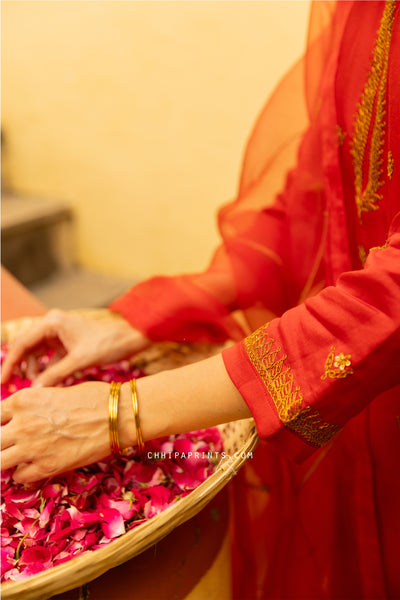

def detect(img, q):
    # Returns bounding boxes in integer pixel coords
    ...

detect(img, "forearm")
[118,354,251,449]
[1,352,250,483]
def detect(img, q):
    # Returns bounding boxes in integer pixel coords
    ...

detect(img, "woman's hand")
[1,309,150,387]
[1,381,135,483]
[1,353,251,483]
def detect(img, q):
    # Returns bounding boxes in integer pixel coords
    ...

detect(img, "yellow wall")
[2,0,310,281]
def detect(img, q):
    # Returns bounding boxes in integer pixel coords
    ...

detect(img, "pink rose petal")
[99,509,125,539]
[20,546,52,568]
[1,546,15,576]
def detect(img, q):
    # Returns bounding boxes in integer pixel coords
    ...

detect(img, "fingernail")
[32,381,43,388]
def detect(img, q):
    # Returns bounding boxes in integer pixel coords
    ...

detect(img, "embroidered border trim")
[244,324,340,447]
[286,406,341,448]
[350,0,396,220]
[244,324,303,423]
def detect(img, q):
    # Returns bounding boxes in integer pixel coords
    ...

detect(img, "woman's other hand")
[1,309,149,387]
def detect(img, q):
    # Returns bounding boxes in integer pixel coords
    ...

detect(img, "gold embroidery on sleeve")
[321,346,354,380]
[387,150,394,179]
[244,324,303,423]
[337,125,346,147]
[349,0,396,220]
[286,406,341,448]
[244,325,340,447]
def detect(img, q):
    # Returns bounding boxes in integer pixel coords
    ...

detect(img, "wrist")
[118,374,172,451]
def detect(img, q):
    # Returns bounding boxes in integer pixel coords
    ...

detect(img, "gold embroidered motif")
[287,406,341,448]
[244,325,340,447]
[387,150,394,179]
[321,346,354,380]
[350,0,396,220]
[358,245,367,266]
[337,125,346,147]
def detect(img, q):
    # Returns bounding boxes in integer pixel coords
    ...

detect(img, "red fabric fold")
[110,274,245,343]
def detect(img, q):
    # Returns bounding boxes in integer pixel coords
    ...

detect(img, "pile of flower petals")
[0,346,223,582]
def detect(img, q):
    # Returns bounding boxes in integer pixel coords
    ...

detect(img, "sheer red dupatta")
[110,3,340,342]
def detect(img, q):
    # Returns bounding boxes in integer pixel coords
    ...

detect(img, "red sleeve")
[223,212,400,461]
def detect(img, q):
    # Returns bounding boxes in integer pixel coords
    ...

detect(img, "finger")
[0,422,15,450]
[1,321,57,383]
[25,353,41,381]
[1,401,13,425]
[34,354,79,387]
[26,345,66,381]
[13,462,41,484]
[13,462,45,484]
[43,347,67,371]
[0,444,23,472]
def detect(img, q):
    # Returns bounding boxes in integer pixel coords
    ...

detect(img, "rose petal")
[2,568,21,582]
[39,499,54,528]
[18,563,47,579]
[20,546,52,568]
[99,509,125,539]
[1,547,15,576]
[98,496,136,520]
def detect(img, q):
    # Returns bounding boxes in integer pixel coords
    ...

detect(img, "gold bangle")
[108,381,123,458]
[130,378,145,454]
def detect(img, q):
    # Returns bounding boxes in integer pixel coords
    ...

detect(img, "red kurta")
[110,2,400,597]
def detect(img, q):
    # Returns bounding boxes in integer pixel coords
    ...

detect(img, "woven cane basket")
[1,310,259,600]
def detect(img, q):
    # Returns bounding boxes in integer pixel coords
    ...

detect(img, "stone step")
[2,194,133,309]
[1,194,75,286]
[1,193,72,234]
[30,268,133,310]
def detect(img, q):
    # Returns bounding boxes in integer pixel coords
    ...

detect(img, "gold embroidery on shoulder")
[321,346,354,380]
[359,245,367,266]
[350,0,396,220]
[387,150,394,179]
[287,406,341,448]
[244,325,340,447]
[337,125,346,147]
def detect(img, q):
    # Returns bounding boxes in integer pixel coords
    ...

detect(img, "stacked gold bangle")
[130,378,145,454]
[108,381,123,458]
[108,379,145,458]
